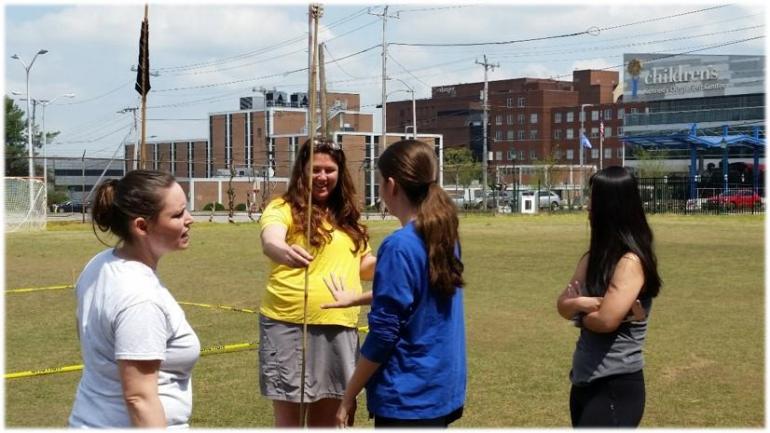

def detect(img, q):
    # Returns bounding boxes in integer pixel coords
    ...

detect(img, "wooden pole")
[300,4,322,427]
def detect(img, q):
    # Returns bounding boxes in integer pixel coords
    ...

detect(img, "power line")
[389,5,729,47]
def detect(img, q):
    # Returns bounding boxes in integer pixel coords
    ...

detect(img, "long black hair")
[585,166,661,299]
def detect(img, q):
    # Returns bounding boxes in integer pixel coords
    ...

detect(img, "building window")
[518,150,525,160]
[554,129,562,139]
[604,108,612,120]
[495,115,503,125]
[630,108,638,114]
[507,149,516,160]
[517,130,525,140]
[591,149,599,159]
[530,113,538,124]
[507,130,514,140]
[566,149,574,160]
[605,127,612,137]
[506,114,513,124]
[604,148,612,159]
[529,129,538,140]
[517,114,525,124]
[618,108,625,119]
[506,97,513,108]
[591,110,599,121]
[566,128,574,139]
[554,112,562,123]
[554,149,563,160]
[590,127,599,138]
[495,130,503,141]
[566,111,574,122]
[617,126,624,136]
[617,148,624,158]
[495,151,502,161]
[517,97,526,107]
[530,150,538,160]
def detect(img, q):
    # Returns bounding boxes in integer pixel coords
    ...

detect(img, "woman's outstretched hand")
[321,273,358,309]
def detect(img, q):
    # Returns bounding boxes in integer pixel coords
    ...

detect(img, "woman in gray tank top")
[556,166,662,427]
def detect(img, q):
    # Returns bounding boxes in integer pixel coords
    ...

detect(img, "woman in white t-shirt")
[69,170,200,428]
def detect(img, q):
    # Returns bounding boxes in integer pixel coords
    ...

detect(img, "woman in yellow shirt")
[259,138,376,427]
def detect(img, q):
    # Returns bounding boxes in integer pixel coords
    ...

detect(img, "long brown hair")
[282,137,368,253]
[91,170,176,245]
[377,139,464,296]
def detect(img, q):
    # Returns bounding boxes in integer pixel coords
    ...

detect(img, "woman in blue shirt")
[323,139,466,428]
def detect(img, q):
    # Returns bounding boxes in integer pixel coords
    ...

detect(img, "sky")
[3,1,767,160]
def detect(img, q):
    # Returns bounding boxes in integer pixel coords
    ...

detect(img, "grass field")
[4,213,764,427]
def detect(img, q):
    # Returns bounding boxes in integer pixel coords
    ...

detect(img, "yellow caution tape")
[4,364,84,379]
[6,284,74,294]
[178,301,257,314]
[5,341,260,380]
[199,342,258,355]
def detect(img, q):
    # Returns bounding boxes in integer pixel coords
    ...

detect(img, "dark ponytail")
[91,170,176,245]
[378,140,464,296]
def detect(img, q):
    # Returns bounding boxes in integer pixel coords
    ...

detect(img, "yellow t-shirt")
[259,198,370,327]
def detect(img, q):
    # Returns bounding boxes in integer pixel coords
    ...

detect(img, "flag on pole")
[135,17,150,96]
[600,121,605,139]
[580,132,592,149]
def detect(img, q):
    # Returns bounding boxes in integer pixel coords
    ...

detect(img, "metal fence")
[637,177,764,215]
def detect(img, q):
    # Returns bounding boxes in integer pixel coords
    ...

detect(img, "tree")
[5,96,28,176]
[634,147,668,178]
[443,147,481,191]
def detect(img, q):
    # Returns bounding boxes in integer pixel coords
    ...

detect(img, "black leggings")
[570,370,645,427]
[373,407,463,428]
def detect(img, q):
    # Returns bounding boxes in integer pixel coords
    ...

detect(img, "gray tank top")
[570,297,652,386]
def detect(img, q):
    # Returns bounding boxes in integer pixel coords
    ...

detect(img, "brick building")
[126,91,443,210]
[387,69,645,170]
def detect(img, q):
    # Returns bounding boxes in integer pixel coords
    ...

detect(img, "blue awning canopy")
[622,124,765,152]
[621,124,765,199]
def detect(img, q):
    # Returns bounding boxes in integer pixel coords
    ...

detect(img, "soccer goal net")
[5,177,47,232]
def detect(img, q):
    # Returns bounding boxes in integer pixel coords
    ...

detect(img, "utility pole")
[369,6,399,151]
[476,54,498,211]
[118,107,140,170]
[319,42,328,138]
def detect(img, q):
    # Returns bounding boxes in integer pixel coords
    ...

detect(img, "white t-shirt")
[69,249,200,428]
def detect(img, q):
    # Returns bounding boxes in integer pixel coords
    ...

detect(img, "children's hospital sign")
[623,53,764,101]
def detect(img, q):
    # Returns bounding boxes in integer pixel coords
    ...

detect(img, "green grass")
[5,213,764,427]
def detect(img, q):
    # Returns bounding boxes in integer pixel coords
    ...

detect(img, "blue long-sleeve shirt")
[360,222,466,420]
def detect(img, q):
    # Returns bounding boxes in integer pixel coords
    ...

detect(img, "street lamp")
[11,50,48,182]
[387,77,417,139]
[39,94,76,190]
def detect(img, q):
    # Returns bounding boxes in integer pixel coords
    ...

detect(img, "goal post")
[5,177,47,232]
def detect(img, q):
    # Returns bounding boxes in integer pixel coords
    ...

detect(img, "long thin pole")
[81,150,86,223]
[381,6,387,150]
[476,54,498,211]
[411,89,417,139]
[41,102,47,193]
[319,42,328,138]
[300,4,322,427]
[369,7,398,151]
[139,4,149,170]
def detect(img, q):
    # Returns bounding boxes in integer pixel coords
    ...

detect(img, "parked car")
[55,201,90,213]
[521,190,562,210]
[705,190,763,209]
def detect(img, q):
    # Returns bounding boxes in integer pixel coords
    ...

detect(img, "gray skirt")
[259,314,359,403]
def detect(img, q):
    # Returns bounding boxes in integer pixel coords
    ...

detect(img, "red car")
[706,190,764,209]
